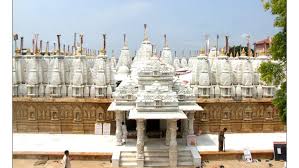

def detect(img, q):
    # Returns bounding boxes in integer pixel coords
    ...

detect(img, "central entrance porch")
[126,119,182,139]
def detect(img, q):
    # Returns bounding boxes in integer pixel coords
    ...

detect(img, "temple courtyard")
[13,133,286,153]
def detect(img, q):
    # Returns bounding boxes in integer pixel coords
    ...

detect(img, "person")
[61,150,71,168]
[218,128,227,152]
[122,122,128,144]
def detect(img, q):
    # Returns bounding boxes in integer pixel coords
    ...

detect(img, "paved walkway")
[13,133,286,153]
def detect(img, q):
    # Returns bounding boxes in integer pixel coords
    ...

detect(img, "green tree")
[258,0,286,123]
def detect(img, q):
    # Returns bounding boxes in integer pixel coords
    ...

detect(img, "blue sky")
[13,0,278,56]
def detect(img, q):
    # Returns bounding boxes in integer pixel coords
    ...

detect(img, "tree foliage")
[259,0,286,124]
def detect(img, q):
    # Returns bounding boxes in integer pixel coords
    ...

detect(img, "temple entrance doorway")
[146,119,161,138]
[126,118,136,138]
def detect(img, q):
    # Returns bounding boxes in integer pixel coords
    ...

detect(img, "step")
[144,152,169,157]
[144,156,169,162]
[121,152,136,157]
[144,162,169,167]
[144,150,168,154]
[119,161,137,167]
[120,156,137,162]
[178,156,193,161]
[178,161,194,166]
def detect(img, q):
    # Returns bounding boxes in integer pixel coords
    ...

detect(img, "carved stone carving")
[28,105,36,120]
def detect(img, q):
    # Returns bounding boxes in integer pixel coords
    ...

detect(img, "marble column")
[188,112,195,135]
[115,111,123,146]
[136,119,145,168]
[169,119,177,168]
[165,120,170,146]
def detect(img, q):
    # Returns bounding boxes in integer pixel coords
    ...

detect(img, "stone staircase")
[119,151,137,167]
[118,149,195,168]
[144,150,169,167]
[178,150,194,167]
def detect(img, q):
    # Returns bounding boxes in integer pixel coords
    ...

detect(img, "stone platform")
[13,133,286,162]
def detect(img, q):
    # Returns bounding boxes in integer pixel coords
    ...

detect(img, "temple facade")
[12,25,284,138]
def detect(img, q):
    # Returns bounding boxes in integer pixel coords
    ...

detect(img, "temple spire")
[57,34,61,55]
[13,33,20,55]
[34,33,39,55]
[45,41,49,55]
[39,40,43,54]
[67,45,70,56]
[79,33,83,55]
[163,34,168,48]
[241,48,246,56]
[53,42,56,55]
[100,34,107,55]
[123,33,128,47]
[144,24,148,41]
[20,37,23,55]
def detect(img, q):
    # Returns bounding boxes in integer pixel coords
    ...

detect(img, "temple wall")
[194,98,285,133]
[13,97,115,134]
[12,98,285,134]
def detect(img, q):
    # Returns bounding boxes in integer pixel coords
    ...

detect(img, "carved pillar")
[115,111,122,146]
[165,120,170,146]
[182,118,189,145]
[136,119,145,168]
[169,119,177,168]
[188,112,195,135]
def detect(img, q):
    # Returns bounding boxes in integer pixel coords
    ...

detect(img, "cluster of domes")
[13,25,276,100]
[190,49,276,99]
[12,34,116,98]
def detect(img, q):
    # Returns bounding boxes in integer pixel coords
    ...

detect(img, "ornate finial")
[20,37,24,55]
[73,32,77,53]
[34,34,39,55]
[71,46,74,55]
[57,34,61,55]
[248,48,252,57]
[200,48,205,55]
[63,44,66,55]
[79,33,83,55]
[39,40,43,54]
[241,48,246,56]
[67,45,70,56]
[45,41,49,55]
[13,33,20,55]
[100,34,107,55]
[53,42,56,55]
[123,33,127,47]
[32,39,35,55]
[163,34,168,48]
[144,24,148,41]
[220,48,225,55]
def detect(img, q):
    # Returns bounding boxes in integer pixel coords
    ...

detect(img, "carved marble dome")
[242,59,253,86]
[173,57,181,70]
[198,57,211,86]
[160,34,173,65]
[49,58,61,85]
[180,57,188,68]
[116,34,131,71]
[72,58,83,86]
[27,56,39,85]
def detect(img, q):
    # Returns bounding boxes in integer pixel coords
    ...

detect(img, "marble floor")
[13,132,286,153]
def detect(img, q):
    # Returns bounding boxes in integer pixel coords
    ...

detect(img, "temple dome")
[117,65,130,74]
